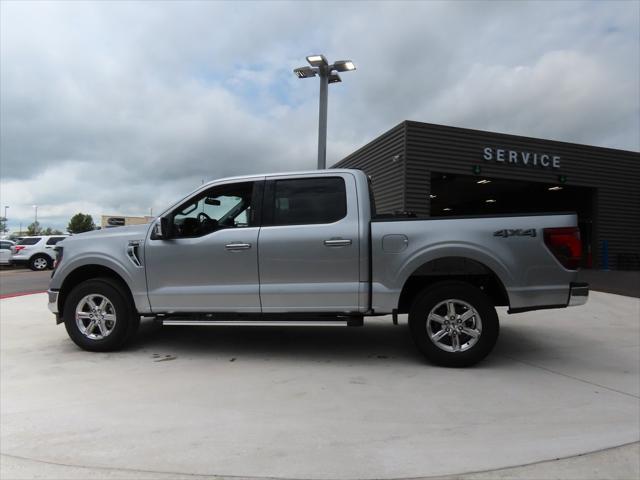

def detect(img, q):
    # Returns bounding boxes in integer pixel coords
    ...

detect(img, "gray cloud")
[1,0,638,231]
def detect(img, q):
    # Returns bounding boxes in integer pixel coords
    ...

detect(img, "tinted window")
[271,177,346,226]
[0,242,12,250]
[18,237,41,245]
[46,237,66,245]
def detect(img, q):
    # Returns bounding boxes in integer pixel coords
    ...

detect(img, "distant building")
[334,121,640,270]
[101,215,154,229]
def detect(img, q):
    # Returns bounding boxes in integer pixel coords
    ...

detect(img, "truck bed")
[370,212,579,313]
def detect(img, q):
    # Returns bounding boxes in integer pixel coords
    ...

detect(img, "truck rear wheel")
[63,278,139,352]
[409,281,499,367]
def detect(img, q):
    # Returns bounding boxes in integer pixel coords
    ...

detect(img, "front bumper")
[568,282,589,307]
[48,289,59,314]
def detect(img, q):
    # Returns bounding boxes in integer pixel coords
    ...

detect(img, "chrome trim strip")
[224,243,252,251]
[324,239,352,247]
[162,320,348,327]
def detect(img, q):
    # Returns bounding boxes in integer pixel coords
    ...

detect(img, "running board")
[162,320,351,327]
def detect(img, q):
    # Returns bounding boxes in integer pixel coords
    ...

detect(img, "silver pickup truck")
[48,169,588,366]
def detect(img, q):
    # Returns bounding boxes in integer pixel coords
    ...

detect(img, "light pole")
[33,205,38,233]
[294,55,356,169]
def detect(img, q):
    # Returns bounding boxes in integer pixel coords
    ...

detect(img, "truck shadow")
[129,318,544,368]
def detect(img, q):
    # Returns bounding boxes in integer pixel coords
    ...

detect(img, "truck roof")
[201,168,363,188]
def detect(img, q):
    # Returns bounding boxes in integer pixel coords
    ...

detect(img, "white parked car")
[11,235,68,270]
[0,240,15,265]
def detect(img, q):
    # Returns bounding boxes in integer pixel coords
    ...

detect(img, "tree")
[27,221,41,235]
[67,213,96,234]
[0,217,7,234]
[42,227,64,235]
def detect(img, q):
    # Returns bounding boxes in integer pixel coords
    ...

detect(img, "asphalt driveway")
[0,268,50,297]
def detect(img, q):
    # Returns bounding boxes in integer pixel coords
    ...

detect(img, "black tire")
[29,254,52,271]
[409,281,499,367]
[63,277,140,352]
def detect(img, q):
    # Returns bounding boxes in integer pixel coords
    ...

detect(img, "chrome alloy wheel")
[426,299,482,353]
[75,294,117,340]
[32,257,48,270]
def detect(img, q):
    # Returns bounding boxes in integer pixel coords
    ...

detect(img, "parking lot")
[0,268,50,297]
[1,287,638,479]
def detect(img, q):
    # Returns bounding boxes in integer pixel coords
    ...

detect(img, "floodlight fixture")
[293,54,357,169]
[294,66,317,79]
[328,73,342,84]
[306,54,328,67]
[333,60,356,72]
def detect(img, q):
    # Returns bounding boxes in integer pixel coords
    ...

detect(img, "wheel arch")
[397,256,509,313]
[58,265,135,317]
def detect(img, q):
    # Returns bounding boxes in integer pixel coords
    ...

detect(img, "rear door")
[258,173,361,312]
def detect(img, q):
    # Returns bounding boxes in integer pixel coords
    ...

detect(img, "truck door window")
[172,181,255,237]
[269,177,346,226]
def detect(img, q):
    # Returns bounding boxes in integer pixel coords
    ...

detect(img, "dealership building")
[100,215,154,229]
[334,121,640,270]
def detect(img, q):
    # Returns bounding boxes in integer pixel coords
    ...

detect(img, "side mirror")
[152,217,172,240]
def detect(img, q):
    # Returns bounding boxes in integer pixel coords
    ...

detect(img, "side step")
[162,320,352,327]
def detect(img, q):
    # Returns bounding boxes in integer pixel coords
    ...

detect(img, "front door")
[145,179,263,313]
[258,173,361,313]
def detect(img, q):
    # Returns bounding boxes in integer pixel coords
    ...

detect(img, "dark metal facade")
[334,121,640,270]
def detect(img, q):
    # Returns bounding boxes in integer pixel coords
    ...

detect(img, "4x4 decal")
[493,228,537,238]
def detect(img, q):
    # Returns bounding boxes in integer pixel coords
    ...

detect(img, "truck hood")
[65,224,150,243]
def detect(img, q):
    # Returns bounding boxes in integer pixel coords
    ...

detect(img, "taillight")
[13,245,25,253]
[544,227,582,270]
[53,246,64,271]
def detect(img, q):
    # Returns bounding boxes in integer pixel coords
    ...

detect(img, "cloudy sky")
[1,0,638,232]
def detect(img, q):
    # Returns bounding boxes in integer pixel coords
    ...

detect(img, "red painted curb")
[0,291,46,300]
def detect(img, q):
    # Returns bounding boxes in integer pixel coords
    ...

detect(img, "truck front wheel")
[63,278,139,352]
[409,281,499,367]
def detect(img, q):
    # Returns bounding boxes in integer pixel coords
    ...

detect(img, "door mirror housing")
[152,216,172,240]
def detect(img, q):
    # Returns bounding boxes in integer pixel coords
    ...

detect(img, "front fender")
[51,253,150,314]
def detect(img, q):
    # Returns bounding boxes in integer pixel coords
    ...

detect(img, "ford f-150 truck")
[48,169,588,366]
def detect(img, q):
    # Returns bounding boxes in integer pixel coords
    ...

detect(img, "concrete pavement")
[1,291,639,479]
[1,442,638,479]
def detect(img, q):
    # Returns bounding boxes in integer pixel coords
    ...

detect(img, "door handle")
[324,239,352,247]
[225,242,252,251]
